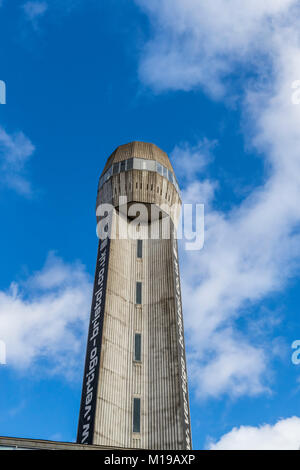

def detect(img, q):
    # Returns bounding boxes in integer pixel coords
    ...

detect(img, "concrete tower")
[77,142,192,450]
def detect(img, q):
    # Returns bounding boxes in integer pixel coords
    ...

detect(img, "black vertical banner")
[77,234,111,445]
[171,223,192,450]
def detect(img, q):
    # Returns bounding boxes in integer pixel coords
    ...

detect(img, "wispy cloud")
[172,139,217,184]
[136,0,300,399]
[135,0,298,97]
[0,126,35,196]
[22,1,48,28]
[208,417,300,450]
[0,252,91,380]
[21,0,92,27]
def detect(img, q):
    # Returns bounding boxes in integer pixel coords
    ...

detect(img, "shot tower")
[77,142,191,449]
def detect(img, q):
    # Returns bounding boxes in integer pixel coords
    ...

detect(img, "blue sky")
[0,0,300,450]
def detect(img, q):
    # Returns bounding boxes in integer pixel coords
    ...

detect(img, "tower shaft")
[77,142,192,449]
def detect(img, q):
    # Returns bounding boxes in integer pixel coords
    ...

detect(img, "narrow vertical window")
[134,333,141,361]
[136,282,142,305]
[133,398,141,433]
[137,239,143,259]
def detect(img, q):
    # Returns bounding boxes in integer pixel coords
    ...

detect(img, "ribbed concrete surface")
[93,215,186,449]
[97,169,181,228]
[147,237,184,449]
[90,143,191,449]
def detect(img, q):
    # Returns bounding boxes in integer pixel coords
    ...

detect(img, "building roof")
[101,141,174,176]
[0,436,127,450]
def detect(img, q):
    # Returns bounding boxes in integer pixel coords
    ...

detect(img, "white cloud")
[0,126,35,196]
[208,417,300,450]
[136,0,299,97]
[0,252,91,379]
[136,1,300,399]
[172,139,217,183]
[187,330,269,399]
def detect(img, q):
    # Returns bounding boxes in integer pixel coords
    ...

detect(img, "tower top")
[101,141,174,176]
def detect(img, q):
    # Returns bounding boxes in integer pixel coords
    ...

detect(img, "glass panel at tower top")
[99,157,180,194]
